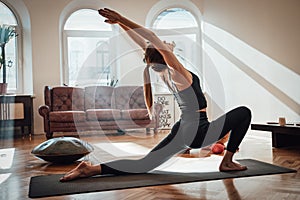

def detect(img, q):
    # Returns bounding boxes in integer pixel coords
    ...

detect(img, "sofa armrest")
[44,86,51,107]
[39,105,51,135]
[38,105,50,118]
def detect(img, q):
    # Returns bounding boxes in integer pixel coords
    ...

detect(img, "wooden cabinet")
[0,95,34,135]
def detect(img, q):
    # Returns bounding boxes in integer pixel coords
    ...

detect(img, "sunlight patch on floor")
[0,148,15,169]
[0,173,11,185]
[94,142,150,157]
[94,142,225,173]
[155,155,223,173]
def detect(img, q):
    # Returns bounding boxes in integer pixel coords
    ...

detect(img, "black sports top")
[171,71,207,113]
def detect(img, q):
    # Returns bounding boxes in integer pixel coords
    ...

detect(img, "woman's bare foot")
[219,151,247,172]
[219,161,247,172]
[60,161,101,182]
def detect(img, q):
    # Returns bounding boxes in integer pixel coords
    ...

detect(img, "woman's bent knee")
[237,106,252,121]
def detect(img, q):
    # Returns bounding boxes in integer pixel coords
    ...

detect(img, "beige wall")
[203,0,300,75]
[202,0,300,122]
[23,0,71,134]
[7,0,299,134]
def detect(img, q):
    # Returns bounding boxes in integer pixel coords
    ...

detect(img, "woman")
[60,8,251,181]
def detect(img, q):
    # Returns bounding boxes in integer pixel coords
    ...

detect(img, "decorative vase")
[0,83,8,95]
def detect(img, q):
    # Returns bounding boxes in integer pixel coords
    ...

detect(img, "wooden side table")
[251,123,300,148]
[0,94,34,135]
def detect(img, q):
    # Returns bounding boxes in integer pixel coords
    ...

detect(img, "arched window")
[0,2,20,92]
[63,9,114,86]
[153,8,197,29]
[152,8,200,74]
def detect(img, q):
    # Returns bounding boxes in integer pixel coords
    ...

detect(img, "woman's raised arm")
[119,23,148,51]
[98,8,188,75]
[98,8,147,50]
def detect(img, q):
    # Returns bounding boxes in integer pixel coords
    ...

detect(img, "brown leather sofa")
[39,85,162,139]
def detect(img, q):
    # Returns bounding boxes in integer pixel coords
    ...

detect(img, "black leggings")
[101,106,251,175]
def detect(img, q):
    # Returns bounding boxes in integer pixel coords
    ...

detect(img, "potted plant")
[0,24,17,94]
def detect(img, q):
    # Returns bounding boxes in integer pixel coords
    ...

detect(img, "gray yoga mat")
[29,159,296,198]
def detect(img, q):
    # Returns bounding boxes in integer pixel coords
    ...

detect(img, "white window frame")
[146,0,203,85]
[0,2,23,93]
[62,29,114,86]
[60,0,117,87]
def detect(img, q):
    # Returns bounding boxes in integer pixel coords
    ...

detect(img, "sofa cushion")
[49,111,86,122]
[51,87,85,111]
[85,86,114,110]
[121,109,150,120]
[113,86,147,109]
[86,109,121,121]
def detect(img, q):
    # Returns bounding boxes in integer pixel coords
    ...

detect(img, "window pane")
[153,8,197,29]
[159,34,197,69]
[64,9,114,86]
[2,37,17,89]
[67,37,111,86]
[152,7,200,84]
[64,9,111,31]
[0,2,18,91]
[0,2,17,25]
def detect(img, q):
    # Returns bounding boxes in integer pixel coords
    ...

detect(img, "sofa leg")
[146,128,151,134]
[153,128,158,134]
[117,129,125,135]
[46,131,53,139]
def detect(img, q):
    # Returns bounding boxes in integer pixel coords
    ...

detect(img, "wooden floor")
[0,129,299,200]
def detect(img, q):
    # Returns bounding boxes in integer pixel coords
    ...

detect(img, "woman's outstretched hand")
[98,8,121,24]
